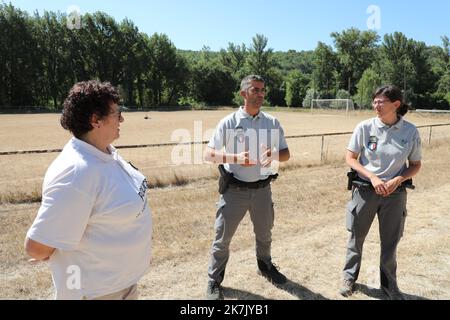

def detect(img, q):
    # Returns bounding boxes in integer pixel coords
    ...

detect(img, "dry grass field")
[1,109,449,202]
[0,109,449,300]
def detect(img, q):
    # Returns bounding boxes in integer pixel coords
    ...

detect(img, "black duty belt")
[352,179,415,190]
[229,176,276,189]
[347,169,415,191]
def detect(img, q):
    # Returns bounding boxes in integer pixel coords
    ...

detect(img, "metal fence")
[1,123,449,159]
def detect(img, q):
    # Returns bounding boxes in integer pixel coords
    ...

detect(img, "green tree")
[428,36,449,76]
[285,70,309,107]
[245,34,285,106]
[266,69,286,106]
[165,54,190,106]
[219,42,247,79]
[0,3,38,106]
[189,61,235,106]
[273,50,315,76]
[436,69,450,107]
[312,42,337,97]
[445,92,450,106]
[355,68,382,109]
[430,36,450,108]
[64,14,94,83]
[378,32,436,106]
[0,5,6,105]
[145,33,189,106]
[82,12,123,84]
[118,19,142,106]
[331,28,379,95]
[245,34,274,78]
[442,36,450,60]
[34,11,72,108]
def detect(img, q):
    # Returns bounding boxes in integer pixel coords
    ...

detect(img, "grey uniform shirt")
[348,117,422,181]
[208,107,288,182]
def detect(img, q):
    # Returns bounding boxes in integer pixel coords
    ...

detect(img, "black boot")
[257,259,287,285]
[206,281,224,300]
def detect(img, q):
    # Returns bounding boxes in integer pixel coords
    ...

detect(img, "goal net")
[310,99,355,114]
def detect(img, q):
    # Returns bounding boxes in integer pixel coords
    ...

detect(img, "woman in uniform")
[340,85,422,300]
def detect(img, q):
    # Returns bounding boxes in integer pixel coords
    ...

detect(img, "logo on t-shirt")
[138,179,148,202]
[136,179,149,218]
[368,136,378,151]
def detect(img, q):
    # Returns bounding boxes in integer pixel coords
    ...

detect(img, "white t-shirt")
[27,138,152,299]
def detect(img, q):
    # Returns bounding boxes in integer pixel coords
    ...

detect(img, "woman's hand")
[370,175,389,196]
[24,238,55,261]
[384,177,403,196]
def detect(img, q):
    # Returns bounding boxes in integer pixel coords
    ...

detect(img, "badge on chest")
[368,136,378,151]
[235,126,245,144]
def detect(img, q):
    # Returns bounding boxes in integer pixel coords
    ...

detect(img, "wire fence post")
[428,126,433,145]
[320,135,325,164]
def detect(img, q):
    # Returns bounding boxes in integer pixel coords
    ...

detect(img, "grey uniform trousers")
[208,184,274,284]
[343,186,407,290]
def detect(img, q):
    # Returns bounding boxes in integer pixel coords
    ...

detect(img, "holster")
[401,178,415,190]
[218,165,233,194]
[347,169,358,191]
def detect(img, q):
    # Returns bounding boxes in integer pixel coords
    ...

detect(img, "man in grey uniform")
[341,85,422,300]
[204,75,290,300]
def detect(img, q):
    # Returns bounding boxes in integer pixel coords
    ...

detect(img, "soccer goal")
[310,99,355,115]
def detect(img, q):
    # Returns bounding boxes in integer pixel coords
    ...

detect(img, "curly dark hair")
[60,80,120,138]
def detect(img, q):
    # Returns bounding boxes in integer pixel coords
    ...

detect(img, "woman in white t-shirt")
[24,81,152,300]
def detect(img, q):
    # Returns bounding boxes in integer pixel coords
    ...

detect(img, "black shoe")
[257,259,287,285]
[206,281,224,300]
[339,279,355,297]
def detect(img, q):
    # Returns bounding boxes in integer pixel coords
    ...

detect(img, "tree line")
[1,3,449,110]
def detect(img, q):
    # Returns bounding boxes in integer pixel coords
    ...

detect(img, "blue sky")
[6,0,450,51]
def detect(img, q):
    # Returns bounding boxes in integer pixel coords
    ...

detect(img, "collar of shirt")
[237,106,261,120]
[374,116,404,130]
[71,137,118,162]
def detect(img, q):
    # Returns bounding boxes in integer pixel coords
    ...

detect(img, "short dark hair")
[240,75,265,91]
[372,85,409,116]
[60,80,120,138]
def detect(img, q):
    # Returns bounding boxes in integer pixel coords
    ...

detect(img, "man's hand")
[260,147,273,168]
[237,151,256,167]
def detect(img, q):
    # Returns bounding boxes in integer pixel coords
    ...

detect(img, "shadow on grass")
[222,278,329,300]
[221,286,267,300]
[278,279,329,300]
[356,283,429,300]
